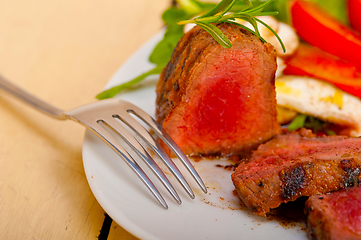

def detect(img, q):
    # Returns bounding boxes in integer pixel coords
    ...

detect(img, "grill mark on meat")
[180,31,216,80]
[340,159,361,188]
[280,164,306,200]
[173,81,179,91]
[164,61,176,83]
[231,131,361,216]
[179,41,192,76]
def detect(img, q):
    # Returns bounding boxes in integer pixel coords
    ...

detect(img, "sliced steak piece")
[156,23,280,158]
[231,130,361,216]
[305,186,361,240]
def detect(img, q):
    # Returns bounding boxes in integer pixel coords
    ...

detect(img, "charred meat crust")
[231,131,361,216]
[279,159,361,201]
[280,163,307,200]
[340,159,361,188]
[156,25,217,124]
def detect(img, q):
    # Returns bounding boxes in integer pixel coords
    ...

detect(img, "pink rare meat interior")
[305,186,361,239]
[329,188,361,234]
[156,23,280,158]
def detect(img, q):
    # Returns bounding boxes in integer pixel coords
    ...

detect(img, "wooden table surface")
[0,0,168,239]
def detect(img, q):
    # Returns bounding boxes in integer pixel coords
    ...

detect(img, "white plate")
[82,30,308,240]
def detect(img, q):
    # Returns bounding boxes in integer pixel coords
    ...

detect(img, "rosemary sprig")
[178,0,285,51]
[96,0,284,100]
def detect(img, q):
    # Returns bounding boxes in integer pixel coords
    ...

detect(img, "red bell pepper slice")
[283,43,361,98]
[348,0,361,33]
[290,0,361,70]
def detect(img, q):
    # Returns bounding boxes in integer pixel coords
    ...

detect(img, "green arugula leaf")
[149,6,191,66]
[177,0,205,15]
[287,114,336,135]
[149,24,184,66]
[96,65,165,100]
[304,116,324,132]
[287,114,307,131]
[264,0,290,23]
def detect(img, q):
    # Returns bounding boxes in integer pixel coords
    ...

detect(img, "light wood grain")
[0,0,168,239]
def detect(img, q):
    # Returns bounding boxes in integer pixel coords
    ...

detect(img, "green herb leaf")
[243,0,273,13]
[195,14,223,23]
[178,0,284,51]
[255,17,286,52]
[226,20,267,43]
[196,22,232,48]
[239,14,260,37]
[262,0,290,23]
[199,0,237,18]
[96,65,164,100]
[324,129,336,136]
[229,1,252,12]
[177,0,205,15]
[149,24,184,66]
[96,0,285,99]
[287,114,307,131]
[287,114,336,135]
[243,0,252,6]
[149,6,193,66]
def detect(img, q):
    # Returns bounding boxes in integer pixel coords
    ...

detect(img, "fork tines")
[67,99,207,209]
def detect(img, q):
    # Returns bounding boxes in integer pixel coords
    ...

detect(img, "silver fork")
[0,75,207,209]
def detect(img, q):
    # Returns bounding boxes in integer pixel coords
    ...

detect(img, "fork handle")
[0,74,66,120]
